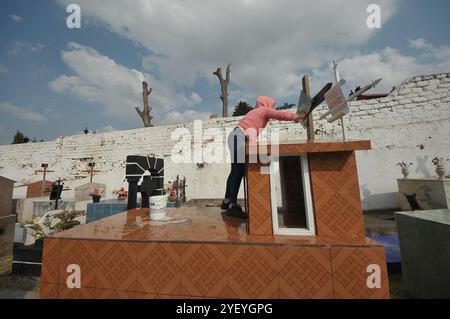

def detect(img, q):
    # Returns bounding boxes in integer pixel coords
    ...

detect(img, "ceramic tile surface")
[248,191,273,235]
[228,245,278,298]
[247,140,371,155]
[50,207,377,247]
[96,241,137,291]
[181,244,228,298]
[40,282,59,299]
[278,247,333,298]
[43,138,389,299]
[136,243,181,295]
[331,247,390,299]
[41,238,62,284]
[59,239,97,288]
[310,152,365,238]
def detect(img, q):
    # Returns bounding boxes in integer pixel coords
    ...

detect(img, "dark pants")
[224,128,246,204]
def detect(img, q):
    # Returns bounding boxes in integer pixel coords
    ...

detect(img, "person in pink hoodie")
[222,96,306,218]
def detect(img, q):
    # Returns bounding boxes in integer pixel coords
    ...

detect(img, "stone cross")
[34,163,54,194]
[82,163,100,183]
[34,163,54,182]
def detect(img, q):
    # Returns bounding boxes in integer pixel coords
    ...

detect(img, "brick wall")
[1,73,449,210]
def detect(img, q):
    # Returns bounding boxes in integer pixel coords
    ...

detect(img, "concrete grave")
[26,180,54,198]
[0,176,15,275]
[397,178,450,211]
[74,182,107,202]
[396,209,450,298]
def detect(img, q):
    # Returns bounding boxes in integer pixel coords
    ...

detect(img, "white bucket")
[149,194,169,220]
[150,208,167,221]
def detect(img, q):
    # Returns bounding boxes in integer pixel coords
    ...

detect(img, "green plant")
[232,101,254,117]
[11,130,29,144]
[25,210,86,239]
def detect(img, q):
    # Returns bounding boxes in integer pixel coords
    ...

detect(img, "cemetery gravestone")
[396,210,450,298]
[397,178,450,211]
[26,180,54,198]
[74,182,107,201]
[0,176,16,274]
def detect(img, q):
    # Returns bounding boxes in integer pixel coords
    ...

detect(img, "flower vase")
[401,167,410,179]
[92,195,101,203]
[117,195,127,201]
[168,193,177,203]
[436,167,446,179]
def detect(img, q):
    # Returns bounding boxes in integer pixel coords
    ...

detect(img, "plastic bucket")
[149,194,169,220]
[150,208,167,221]
[149,194,169,210]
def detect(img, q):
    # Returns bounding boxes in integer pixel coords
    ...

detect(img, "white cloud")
[310,38,450,94]
[10,14,23,23]
[49,42,204,123]
[0,64,7,74]
[160,110,210,125]
[0,101,47,122]
[189,92,202,105]
[56,0,401,99]
[7,41,45,56]
[98,125,116,132]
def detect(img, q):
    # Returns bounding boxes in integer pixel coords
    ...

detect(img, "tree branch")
[225,63,231,82]
[213,67,224,82]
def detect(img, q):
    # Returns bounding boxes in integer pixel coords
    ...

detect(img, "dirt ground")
[0,201,407,299]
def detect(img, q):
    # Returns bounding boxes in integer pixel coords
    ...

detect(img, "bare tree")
[135,81,153,127]
[213,63,231,117]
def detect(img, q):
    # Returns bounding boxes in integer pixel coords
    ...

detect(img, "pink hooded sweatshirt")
[238,96,295,143]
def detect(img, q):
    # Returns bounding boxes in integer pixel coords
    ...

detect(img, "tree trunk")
[213,63,231,117]
[135,81,153,127]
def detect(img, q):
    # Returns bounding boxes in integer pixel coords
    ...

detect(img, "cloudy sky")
[0,0,449,144]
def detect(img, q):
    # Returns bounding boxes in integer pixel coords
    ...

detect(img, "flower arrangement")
[432,157,449,179]
[432,157,449,168]
[89,187,104,202]
[25,210,86,240]
[396,161,413,169]
[165,177,185,201]
[113,187,128,200]
[165,181,178,202]
[88,187,104,197]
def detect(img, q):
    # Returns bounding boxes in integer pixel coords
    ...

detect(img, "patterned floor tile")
[58,285,96,299]
[248,192,272,235]
[228,245,278,298]
[181,244,228,298]
[313,192,365,238]
[59,239,98,288]
[136,243,181,295]
[41,238,62,284]
[40,282,58,299]
[95,289,139,299]
[278,247,333,299]
[331,247,390,299]
[309,152,359,194]
[96,241,138,291]
[247,164,270,193]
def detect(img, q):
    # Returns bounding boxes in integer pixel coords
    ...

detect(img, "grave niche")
[74,182,107,202]
[26,180,54,198]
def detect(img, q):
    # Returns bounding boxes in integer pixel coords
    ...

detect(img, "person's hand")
[293,112,307,123]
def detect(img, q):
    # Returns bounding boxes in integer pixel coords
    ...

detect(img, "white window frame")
[269,154,316,236]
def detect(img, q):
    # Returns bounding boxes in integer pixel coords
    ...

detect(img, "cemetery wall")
[0,73,449,211]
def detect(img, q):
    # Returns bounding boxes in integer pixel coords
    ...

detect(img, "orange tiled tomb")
[40,140,390,299]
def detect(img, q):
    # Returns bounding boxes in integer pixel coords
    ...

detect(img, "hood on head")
[255,96,276,109]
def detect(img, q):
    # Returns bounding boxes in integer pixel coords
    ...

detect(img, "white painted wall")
[1,73,449,211]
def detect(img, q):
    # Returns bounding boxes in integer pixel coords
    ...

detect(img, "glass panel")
[273,156,308,229]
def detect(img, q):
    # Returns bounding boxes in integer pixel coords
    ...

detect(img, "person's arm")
[265,109,307,122]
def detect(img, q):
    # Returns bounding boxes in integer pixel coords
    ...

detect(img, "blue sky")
[0,0,449,145]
